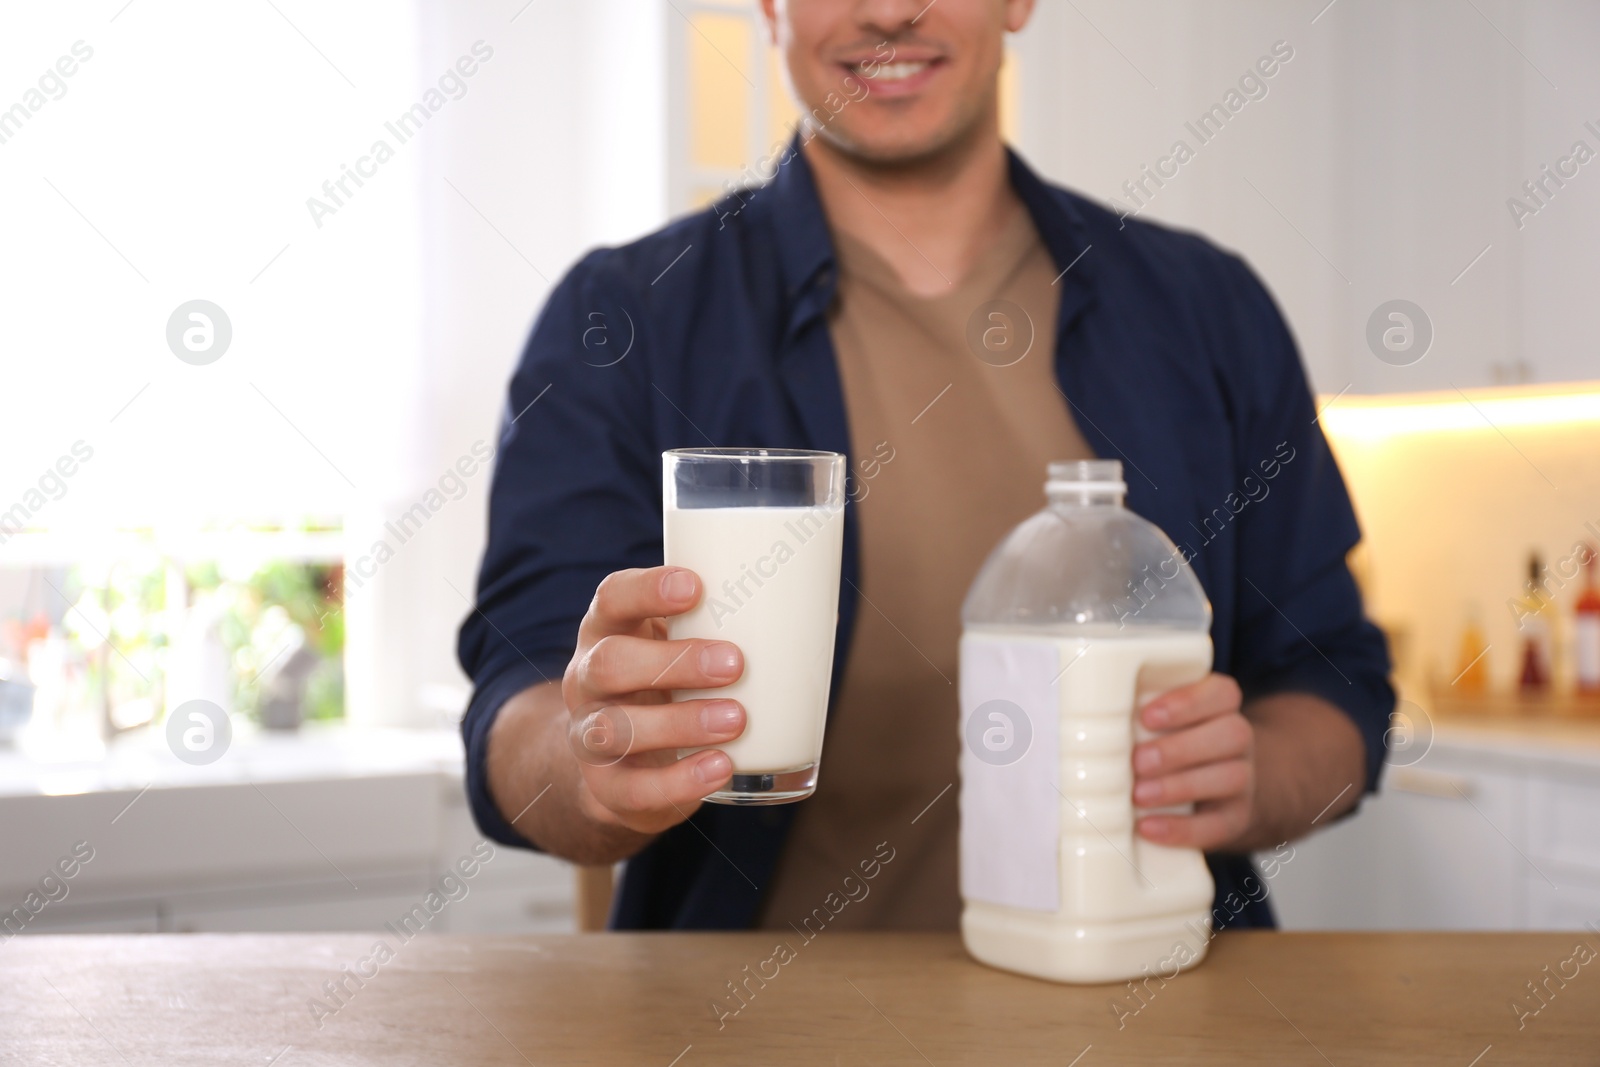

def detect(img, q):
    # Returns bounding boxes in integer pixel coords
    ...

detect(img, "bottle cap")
[1046,459,1126,495]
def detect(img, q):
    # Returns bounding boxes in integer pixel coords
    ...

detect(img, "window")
[1,2,421,749]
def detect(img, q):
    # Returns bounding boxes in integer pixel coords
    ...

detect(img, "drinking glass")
[663,447,846,804]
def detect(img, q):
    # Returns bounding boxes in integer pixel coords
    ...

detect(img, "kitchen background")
[1,0,1596,936]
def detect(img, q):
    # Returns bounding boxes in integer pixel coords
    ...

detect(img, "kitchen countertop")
[3,713,1598,802]
[1430,716,1600,770]
[4,932,1596,1065]
[0,724,464,799]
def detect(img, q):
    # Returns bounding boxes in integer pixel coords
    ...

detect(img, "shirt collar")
[1006,146,1098,330]
[761,137,837,322]
[759,136,1098,336]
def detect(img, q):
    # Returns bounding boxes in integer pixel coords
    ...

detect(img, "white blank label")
[958,637,1060,913]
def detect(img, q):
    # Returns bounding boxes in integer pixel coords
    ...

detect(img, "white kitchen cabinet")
[25,902,161,934]
[1526,770,1600,880]
[0,728,575,937]
[1268,722,1600,930]
[443,883,579,934]
[1515,2,1600,388]
[165,878,431,934]
[1013,0,1600,395]
[1267,752,1527,929]
[1527,876,1600,932]
[433,783,578,934]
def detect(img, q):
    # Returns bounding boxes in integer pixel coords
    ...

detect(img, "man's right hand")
[561,566,746,835]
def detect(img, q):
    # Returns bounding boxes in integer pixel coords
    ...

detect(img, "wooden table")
[3,932,1596,1064]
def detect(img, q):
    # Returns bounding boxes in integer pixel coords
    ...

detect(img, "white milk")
[665,504,844,773]
[959,627,1216,984]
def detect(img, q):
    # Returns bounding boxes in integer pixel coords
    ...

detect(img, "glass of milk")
[663,447,846,805]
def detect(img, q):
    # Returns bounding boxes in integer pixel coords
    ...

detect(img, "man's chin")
[809,119,974,171]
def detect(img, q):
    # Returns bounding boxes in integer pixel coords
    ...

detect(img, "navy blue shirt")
[458,142,1394,931]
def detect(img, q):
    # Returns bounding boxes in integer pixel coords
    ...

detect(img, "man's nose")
[851,0,929,37]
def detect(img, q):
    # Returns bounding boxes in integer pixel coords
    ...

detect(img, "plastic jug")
[958,459,1216,983]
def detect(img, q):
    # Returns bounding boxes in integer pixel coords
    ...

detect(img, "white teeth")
[859,60,930,81]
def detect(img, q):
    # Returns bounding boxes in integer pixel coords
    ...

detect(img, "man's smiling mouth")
[857,59,932,80]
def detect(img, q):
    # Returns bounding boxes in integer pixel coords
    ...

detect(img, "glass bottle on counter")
[1517,552,1552,696]
[1576,544,1600,697]
[957,460,1215,984]
[1453,604,1489,696]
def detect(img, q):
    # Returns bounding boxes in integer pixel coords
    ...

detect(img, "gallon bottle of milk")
[958,459,1216,984]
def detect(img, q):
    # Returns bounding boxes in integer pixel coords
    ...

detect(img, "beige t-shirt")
[757,205,1096,931]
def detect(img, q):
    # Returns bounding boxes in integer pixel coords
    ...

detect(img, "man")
[458,0,1392,931]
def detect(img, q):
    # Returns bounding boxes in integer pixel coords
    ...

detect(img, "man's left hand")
[1131,673,1254,850]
